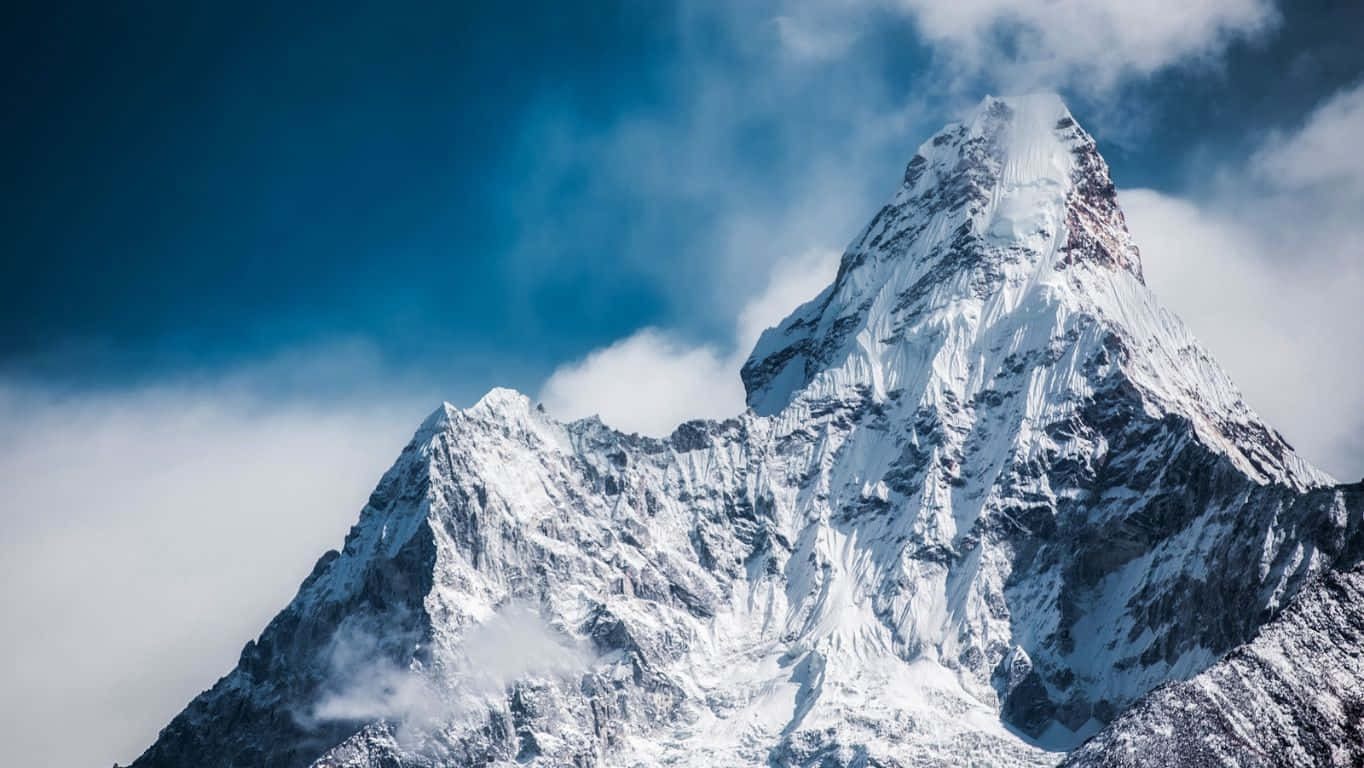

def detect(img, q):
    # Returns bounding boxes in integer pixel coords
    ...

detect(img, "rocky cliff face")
[132,94,1363,768]
[1062,508,1364,768]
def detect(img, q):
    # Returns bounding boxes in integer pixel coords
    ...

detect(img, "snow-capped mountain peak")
[131,95,1360,768]
[743,94,1319,490]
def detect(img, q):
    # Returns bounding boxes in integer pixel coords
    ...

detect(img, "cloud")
[503,5,915,437]
[309,615,443,733]
[498,3,937,355]
[735,248,843,355]
[309,604,590,747]
[539,330,741,435]
[770,11,859,61]
[1121,82,1364,479]
[888,0,1278,92]
[0,365,431,767]
[539,249,840,436]
[456,604,590,693]
[1252,82,1364,194]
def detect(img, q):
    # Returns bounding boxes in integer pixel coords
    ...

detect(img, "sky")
[2,1,1362,765]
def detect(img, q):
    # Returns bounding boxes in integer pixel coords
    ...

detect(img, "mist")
[308,604,593,748]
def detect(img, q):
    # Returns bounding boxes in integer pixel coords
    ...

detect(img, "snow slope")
[130,95,1362,768]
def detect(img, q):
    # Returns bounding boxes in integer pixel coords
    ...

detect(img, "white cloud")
[538,329,742,435]
[736,248,842,354]
[890,0,1278,91]
[309,604,589,747]
[539,248,840,436]
[1121,83,1364,480]
[455,604,590,694]
[0,374,429,767]
[1253,82,1364,193]
[309,616,445,733]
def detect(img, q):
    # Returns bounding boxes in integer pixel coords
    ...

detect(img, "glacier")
[129,94,1364,768]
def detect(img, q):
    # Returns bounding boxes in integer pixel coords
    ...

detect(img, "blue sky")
[5,0,1361,401]
[3,2,1363,766]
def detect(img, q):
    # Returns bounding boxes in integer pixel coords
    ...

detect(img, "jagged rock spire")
[742,93,1143,416]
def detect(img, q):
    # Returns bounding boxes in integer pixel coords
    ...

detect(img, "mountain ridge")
[130,93,1362,768]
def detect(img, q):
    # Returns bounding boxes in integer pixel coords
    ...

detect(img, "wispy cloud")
[885,0,1276,92]
[306,604,592,748]
[1252,82,1364,193]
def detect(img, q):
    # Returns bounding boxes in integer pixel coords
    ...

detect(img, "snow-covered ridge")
[131,94,1359,768]
[742,93,1325,489]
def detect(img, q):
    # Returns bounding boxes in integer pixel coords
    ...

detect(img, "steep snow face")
[132,95,1359,768]
[742,94,1324,489]
[743,94,1134,414]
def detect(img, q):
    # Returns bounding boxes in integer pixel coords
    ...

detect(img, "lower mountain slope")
[1063,510,1364,768]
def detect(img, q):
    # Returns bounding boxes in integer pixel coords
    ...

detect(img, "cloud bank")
[1123,82,1364,478]
[0,370,429,767]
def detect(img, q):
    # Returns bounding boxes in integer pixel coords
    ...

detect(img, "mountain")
[130,94,1364,768]
[1062,554,1364,768]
